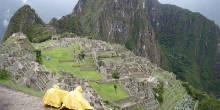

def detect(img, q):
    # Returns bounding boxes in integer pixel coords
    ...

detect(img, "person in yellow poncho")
[61,86,94,110]
[43,85,93,110]
[43,85,68,108]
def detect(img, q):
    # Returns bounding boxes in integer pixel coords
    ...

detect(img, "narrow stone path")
[0,84,53,110]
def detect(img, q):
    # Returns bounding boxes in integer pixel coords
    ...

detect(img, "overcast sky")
[18,0,220,27]
[21,0,79,23]
[159,0,220,27]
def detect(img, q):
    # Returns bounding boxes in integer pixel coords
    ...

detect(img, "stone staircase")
[34,71,50,91]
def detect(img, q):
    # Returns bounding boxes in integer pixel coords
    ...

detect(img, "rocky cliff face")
[3,5,44,42]
[50,0,220,94]
[73,0,161,64]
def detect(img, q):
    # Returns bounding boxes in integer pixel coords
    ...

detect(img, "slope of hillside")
[50,0,220,95]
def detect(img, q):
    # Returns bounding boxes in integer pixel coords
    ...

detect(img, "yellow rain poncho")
[61,86,94,110]
[43,85,93,110]
[43,85,68,108]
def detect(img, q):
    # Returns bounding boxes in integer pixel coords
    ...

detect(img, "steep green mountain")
[51,0,220,95]
[0,0,23,42]
[49,15,84,35]
[3,5,53,43]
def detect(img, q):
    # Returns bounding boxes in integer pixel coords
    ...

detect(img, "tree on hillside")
[112,72,120,79]
[35,49,42,64]
[114,84,118,95]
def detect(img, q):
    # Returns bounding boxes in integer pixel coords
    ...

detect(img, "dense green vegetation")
[49,15,84,35]
[153,82,164,103]
[25,24,53,43]
[34,49,42,64]
[182,82,220,110]
[112,72,120,79]
[125,37,137,50]
[158,18,220,94]
[0,68,10,80]
[156,3,220,95]
[90,82,129,102]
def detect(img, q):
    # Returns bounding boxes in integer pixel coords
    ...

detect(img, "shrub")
[182,82,220,110]
[98,61,103,67]
[25,24,53,43]
[112,72,120,79]
[0,69,10,80]
[34,49,42,64]
[78,51,85,60]
[114,84,118,94]
[153,81,164,103]
[103,100,109,104]
[113,104,120,109]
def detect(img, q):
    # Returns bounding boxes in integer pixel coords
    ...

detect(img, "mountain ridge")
[51,0,220,95]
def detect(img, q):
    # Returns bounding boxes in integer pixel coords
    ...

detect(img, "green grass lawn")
[42,47,102,80]
[90,82,129,102]
[0,79,44,97]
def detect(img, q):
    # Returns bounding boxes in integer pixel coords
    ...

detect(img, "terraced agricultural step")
[72,65,96,68]
[113,97,138,109]
[80,69,97,71]
[113,96,137,104]
[59,60,74,62]
[120,102,137,109]
[130,72,147,78]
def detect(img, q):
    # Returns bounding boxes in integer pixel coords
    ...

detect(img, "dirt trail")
[0,84,54,110]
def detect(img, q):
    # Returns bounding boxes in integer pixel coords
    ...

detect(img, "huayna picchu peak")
[3,5,53,43]
[0,0,220,110]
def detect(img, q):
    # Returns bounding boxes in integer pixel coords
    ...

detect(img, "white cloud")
[5,9,10,13]
[20,0,29,4]
[3,19,9,27]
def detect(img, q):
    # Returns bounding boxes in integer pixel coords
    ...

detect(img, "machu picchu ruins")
[0,33,194,110]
